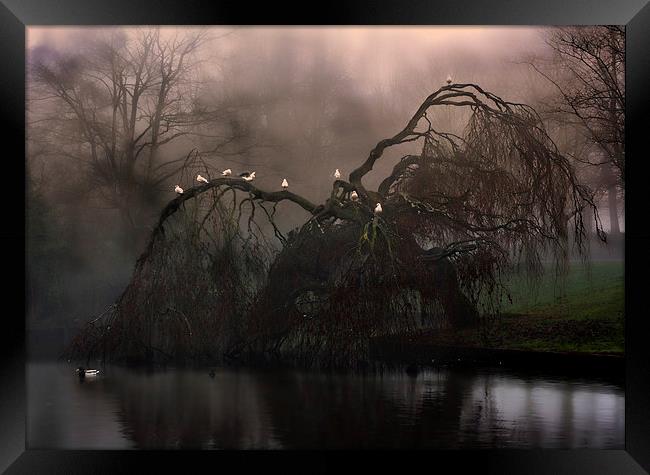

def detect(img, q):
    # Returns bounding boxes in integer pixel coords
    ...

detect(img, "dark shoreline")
[45,325,625,383]
[369,339,624,382]
[52,343,624,387]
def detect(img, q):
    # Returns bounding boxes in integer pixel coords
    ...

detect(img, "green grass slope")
[495,260,624,354]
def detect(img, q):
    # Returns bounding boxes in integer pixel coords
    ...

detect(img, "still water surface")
[28,362,624,449]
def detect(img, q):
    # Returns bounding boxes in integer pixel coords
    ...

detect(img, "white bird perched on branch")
[374,203,383,214]
[350,190,359,202]
[446,75,452,85]
[174,185,184,194]
[221,168,232,176]
[281,178,289,189]
[334,169,341,179]
[240,171,256,181]
[196,174,209,184]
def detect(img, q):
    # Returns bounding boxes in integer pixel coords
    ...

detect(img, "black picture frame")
[2,1,649,473]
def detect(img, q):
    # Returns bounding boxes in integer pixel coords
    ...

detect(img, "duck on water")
[76,367,100,380]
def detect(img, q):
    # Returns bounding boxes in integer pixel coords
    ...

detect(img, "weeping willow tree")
[66,83,605,367]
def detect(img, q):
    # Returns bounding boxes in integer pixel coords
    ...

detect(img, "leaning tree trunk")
[240,216,480,362]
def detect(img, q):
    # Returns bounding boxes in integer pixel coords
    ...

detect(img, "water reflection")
[28,362,624,449]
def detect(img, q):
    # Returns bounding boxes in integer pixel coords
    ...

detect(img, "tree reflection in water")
[28,362,624,449]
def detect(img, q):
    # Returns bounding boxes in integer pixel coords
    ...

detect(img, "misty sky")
[27,26,547,97]
[26,26,623,233]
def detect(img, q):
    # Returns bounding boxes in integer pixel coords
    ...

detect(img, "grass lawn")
[409,260,624,355]
[490,260,624,354]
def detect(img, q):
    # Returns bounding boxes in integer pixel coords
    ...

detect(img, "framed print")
[2,0,650,473]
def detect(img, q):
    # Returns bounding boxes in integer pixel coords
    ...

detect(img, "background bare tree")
[526,26,624,236]
[28,28,243,251]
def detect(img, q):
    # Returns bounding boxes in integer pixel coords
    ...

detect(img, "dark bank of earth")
[370,332,623,379]
[370,314,623,378]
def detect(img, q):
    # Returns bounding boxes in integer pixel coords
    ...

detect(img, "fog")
[26,26,624,347]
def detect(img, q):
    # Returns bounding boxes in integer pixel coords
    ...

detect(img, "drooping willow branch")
[137,175,380,270]
[137,177,318,268]
[351,83,559,196]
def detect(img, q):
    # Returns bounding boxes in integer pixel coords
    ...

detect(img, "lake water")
[27,361,624,449]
